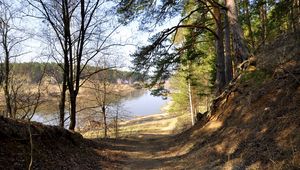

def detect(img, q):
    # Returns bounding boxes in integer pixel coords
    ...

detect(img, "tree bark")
[62,0,78,131]
[2,21,12,118]
[291,0,300,31]
[259,1,267,45]
[224,8,233,84]
[213,5,226,93]
[102,105,107,138]
[102,77,108,138]
[58,74,67,127]
[226,0,250,66]
[60,0,70,128]
[188,79,194,126]
[4,52,12,118]
[68,93,77,130]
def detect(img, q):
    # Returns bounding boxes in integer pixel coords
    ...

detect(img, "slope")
[146,31,300,169]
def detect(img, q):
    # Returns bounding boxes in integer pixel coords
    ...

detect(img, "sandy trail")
[98,135,176,170]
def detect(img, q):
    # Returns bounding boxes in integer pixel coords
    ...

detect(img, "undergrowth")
[240,69,271,87]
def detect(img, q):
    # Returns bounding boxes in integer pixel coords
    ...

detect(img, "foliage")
[238,0,299,51]
[128,0,216,89]
[169,43,215,116]
[116,0,184,29]
[240,69,270,86]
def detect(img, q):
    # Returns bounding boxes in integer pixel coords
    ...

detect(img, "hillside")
[0,31,299,169]
[144,31,300,169]
[102,31,300,169]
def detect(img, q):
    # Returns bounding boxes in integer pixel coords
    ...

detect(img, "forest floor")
[1,32,300,169]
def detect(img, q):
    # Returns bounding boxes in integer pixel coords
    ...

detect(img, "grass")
[240,69,271,87]
[81,112,180,139]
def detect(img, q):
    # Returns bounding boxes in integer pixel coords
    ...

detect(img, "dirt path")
[97,135,176,170]
[87,111,185,169]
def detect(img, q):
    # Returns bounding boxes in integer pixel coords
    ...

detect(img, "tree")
[119,1,226,91]
[169,24,215,127]
[258,0,267,45]
[0,0,27,118]
[90,65,122,138]
[169,52,214,128]
[93,69,111,138]
[13,64,47,120]
[223,5,233,84]
[212,1,226,93]
[226,0,250,67]
[242,0,254,49]
[117,0,241,93]
[27,0,118,130]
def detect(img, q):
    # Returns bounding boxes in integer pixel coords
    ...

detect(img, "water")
[121,90,169,116]
[31,90,169,127]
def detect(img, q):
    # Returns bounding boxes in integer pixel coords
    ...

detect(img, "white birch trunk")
[188,79,194,126]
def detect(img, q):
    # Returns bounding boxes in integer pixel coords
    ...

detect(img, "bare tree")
[27,0,119,130]
[0,0,27,118]
[89,66,119,138]
[18,64,47,120]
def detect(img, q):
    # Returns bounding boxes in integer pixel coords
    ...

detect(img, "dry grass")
[82,111,181,139]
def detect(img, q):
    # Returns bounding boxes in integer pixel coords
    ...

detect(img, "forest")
[0,0,300,169]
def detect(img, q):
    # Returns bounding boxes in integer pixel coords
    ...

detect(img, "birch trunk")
[188,79,194,126]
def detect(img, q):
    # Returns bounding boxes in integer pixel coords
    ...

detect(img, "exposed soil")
[0,31,300,170]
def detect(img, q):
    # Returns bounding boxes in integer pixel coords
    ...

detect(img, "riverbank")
[81,101,184,138]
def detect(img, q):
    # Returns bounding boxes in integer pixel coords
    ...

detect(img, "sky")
[6,0,180,71]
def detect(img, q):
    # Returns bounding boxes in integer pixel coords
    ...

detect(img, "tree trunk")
[4,54,12,118]
[59,75,67,127]
[213,5,226,93]
[224,8,233,84]
[259,1,267,44]
[226,0,250,67]
[102,105,108,138]
[188,79,194,126]
[115,108,119,139]
[2,28,12,118]
[297,0,300,29]
[68,93,76,130]
[291,0,300,31]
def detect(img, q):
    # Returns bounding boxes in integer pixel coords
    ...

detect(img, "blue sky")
[7,0,180,71]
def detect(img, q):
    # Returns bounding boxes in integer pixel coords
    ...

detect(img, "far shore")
[0,82,137,114]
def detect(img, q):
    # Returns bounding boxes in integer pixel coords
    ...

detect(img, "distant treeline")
[9,62,143,84]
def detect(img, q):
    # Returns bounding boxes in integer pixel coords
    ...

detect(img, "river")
[31,89,170,128]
